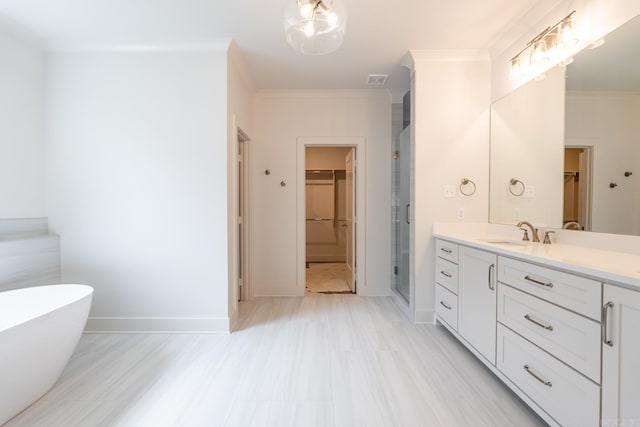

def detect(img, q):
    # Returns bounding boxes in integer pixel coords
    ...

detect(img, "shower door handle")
[406,204,411,225]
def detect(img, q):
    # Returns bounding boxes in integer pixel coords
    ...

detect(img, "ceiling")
[0,0,540,93]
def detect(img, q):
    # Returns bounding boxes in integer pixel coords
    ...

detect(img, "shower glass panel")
[393,125,411,303]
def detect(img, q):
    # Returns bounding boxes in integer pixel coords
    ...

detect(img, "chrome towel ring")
[509,178,525,196]
[460,178,477,196]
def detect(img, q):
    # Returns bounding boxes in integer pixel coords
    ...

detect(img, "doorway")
[563,146,593,230]
[296,137,365,296]
[304,147,355,294]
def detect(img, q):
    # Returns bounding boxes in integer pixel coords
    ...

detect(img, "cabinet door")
[459,246,497,365]
[602,285,640,425]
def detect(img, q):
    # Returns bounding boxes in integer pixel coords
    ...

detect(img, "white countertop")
[433,229,640,291]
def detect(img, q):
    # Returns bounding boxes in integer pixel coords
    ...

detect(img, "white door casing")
[297,137,365,296]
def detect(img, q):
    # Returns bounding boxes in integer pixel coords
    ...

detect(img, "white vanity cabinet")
[458,246,497,365]
[496,256,601,426]
[435,240,459,330]
[601,284,640,425]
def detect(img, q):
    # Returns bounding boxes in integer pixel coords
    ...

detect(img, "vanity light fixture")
[283,0,347,55]
[509,11,579,81]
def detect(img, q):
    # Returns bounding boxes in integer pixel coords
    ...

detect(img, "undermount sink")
[476,238,532,247]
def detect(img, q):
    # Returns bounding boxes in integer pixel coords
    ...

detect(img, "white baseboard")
[85,316,232,333]
[415,308,435,324]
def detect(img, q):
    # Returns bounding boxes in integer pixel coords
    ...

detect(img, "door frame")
[230,117,252,314]
[296,137,366,296]
[565,140,595,231]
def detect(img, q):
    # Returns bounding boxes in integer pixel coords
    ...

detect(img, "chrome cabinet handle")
[523,365,552,387]
[406,204,410,225]
[602,301,614,347]
[524,314,554,331]
[440,270,452,278]
[488,264,495,291]
[524,275,554,288]
[440,301,452,310]
[440,247,452,254]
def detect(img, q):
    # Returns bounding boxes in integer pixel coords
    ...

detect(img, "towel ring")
[460,178,476,196]
[509,178,525,196]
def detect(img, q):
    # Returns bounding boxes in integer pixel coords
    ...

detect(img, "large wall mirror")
[490,14,640,236]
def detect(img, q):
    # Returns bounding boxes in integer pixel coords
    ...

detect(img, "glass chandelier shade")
[283,0,347,55]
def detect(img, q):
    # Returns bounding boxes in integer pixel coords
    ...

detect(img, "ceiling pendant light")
[283,0,347,55]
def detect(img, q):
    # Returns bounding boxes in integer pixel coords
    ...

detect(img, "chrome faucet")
[516,221,540,242]
[563,221,582,230]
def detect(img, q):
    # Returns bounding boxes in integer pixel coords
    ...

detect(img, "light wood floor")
[6,295,546,427]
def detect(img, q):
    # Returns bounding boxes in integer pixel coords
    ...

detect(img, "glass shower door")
[393,125,412,303]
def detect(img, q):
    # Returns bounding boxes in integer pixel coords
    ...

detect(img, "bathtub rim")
[0,284,93,333]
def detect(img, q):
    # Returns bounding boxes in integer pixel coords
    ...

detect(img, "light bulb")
[530,39,548,66]
[326,11,338,28]
[509,58,521,81]
[558,16,579,46]
[304,20,315,37]
[299,3,313,19]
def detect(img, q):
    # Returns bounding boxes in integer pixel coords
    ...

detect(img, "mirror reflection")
[490,14,640,236]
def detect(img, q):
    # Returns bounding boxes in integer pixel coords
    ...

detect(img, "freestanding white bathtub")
[0,284,93,425]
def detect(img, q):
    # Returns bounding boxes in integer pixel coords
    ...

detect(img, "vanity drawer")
[435,284,458,330]
[436,257,458,294]
[497,324,600,427]
[497,257,602,320]
[436,239,459,264]
[497,283,601,383]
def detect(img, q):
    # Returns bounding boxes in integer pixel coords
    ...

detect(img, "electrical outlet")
[443,185,457,198]
[457,208,465,220]
[523,186,536,198]
[513,207,521,220]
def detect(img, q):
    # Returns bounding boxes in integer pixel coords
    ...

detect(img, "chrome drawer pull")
[440,301,452,310]
[602,301,614,347]
[440,247,452,254]
[524,314,554,331]
[488,264,495,291]
[523,365,552,387]
[524,275,554,288]
[440,270,452,278]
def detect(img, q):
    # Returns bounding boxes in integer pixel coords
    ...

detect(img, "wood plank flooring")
[5,295,546,426]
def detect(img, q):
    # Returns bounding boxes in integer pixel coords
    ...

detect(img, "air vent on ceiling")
[367,74,389,86]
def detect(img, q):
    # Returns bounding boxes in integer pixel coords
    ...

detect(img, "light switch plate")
[457,208,465,220]
[523,186,536,198]
[443,185,457,198]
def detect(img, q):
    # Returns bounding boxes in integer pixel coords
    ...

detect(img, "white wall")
[566,92,640,235]
[227,42,254,327]
[410,51,491,322]
[490,66,566,228]
[46,47,232,332]
[0,19,45,218]
[251,91,391,297]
